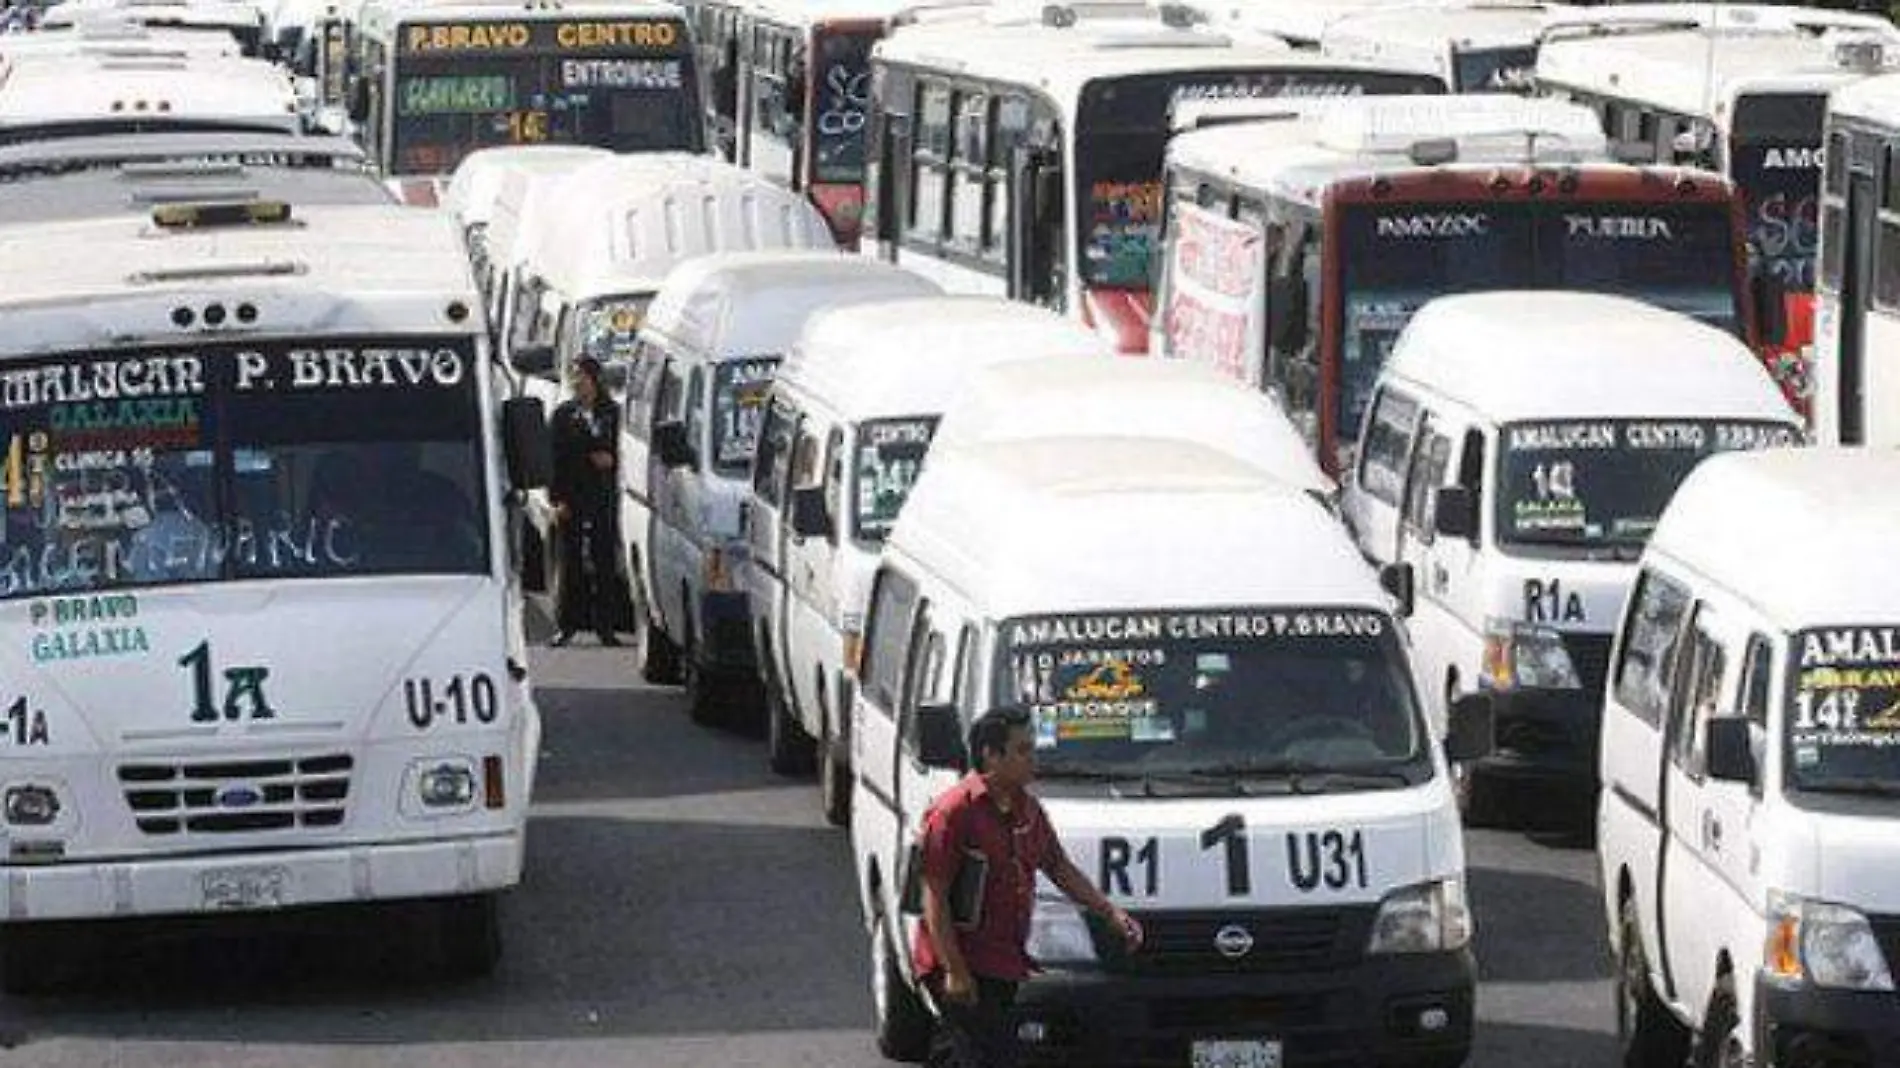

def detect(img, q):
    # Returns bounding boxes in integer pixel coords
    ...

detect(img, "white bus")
[39,0,271,57]
[0,197,548,993]
[1317,0,1570,94]
[348,0,704,203]
[865,0,1447,352]
[1534,4,1900,408]
[1811,72,1900,446]
[0,52,305,144]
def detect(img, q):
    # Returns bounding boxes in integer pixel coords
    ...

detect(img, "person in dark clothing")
[913,706,1144,1068]
[548,356,622,648]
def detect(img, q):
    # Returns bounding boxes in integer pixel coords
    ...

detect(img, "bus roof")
[876,5,1301,108]
[521,154,837,298]
[1649,448,1900,630]
[1536,24,1900,120]
[359,0,688,34]
[0,14,243,57]
[892,436,1373,619]
[1167,95,1609,197]
[1383,291,1793,423]
[1827,70,1900,126]
[1321,0,1570,53]
[0,159,391,225]
[1538,2,1897,41]
[0,130,364,176]
[0,203,476,348]
[0,54,299,137]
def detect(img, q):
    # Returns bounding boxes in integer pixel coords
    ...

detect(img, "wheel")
[820,716,851,828]
[433,894,502,980]
[684,632,723,728]
[0,923,76,996]
[1449,682,1497,828]
[1696,984,1749,1068]
[870,909,932,1062]
[1616,897,1690,1068]
[632,560,682,685]
[766,666,816,776]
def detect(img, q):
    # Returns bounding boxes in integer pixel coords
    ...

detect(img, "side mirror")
[789,485,831,540]
[915,702,968,772]
[501,396,552,491]
[1379,562,1415,619]
[1269,274,1309,351]
[1751,272,1789,347]
[510,342,555,377]
[1445,693,1496,763]
[346,75,369,124]
[653,420,694,469]
[1432,485,1479,541]
[1705,717,1758,785]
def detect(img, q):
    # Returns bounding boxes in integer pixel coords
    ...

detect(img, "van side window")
[684,367,707,466]
[901,609,946,729]
[790,423,823,487]
[1358,388,1419,506]
[1740,634,1773,729]
[861,567,921,713]
[952,623,979,715]
[1402,421,1452,540]
[1669,613,1727,777]
[655,362,686,426]
[753,397,796,504]
[1613,569,1692,727]
[625,339,665,441]
[824,427,845,544]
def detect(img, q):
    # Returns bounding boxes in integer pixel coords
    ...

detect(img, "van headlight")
[1481,619,1581,691]
[1766,894,1894,991]
[1026,894,1098,966]
[415,760,477,809]
[1368,879,1471,954]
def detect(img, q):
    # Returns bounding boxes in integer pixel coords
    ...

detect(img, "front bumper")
[1755,975,1900,1068]
[1012,950,1474,1067]
[0,831,521,923]
[1474,686,1599,788]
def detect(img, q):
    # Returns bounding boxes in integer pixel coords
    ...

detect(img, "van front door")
[1395,413,1462,732]
[891,600,962,975]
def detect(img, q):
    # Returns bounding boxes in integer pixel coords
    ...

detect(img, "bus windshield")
[1729,92,1825,294]
[1494,418,1799,552]
[996,607,1428,785]
[1336,199,1742,437]
[1075,67,1444,289]
[810,25,875,185]
[389,16,702,175]
[0,337,489,600]
[1451,45,1537,93]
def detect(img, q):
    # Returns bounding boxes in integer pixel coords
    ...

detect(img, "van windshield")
[574,295,652,363]
[0,337,489,600]
[711,356,778,477]
[1494,418,1798,552]
[851,415,936,542]
[993,606,1429,787]
[1786,626,1900,797]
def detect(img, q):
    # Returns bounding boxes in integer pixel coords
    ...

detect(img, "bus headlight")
[1766,895,1894,991]
[1481,620,1581,691]
[1369,879,1471,954]
[416,760,477,809]
[3,784,59,826]
[1027,895,1098,966]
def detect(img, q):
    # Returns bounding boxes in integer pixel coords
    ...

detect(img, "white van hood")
[1779,807,1900,914]
[1041,784,1460,909]
[1483,557,1633,635]
[8,576,509,754]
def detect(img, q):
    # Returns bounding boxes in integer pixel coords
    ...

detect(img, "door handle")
[1702,810,1722,851]
[1431,563,1449,592]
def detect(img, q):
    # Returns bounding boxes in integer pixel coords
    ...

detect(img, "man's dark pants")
[927,976,1020,1068]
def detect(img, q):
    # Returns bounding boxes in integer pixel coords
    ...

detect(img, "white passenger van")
[0,52,301,143]
[929,354,1333,500]
[850,434,1490,1065]
[1598,447,1900,1068]
[0,198,549,992]
[1317,0,1569,93]
[440,145,613,313]
[622,252,939,726]
[1341,292,1800,822]
[748,297,1106,819]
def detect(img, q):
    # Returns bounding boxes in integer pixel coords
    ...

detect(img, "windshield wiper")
[1799,776,1900,799]
[1185,761,1414,795]
[1039,764,1254,798]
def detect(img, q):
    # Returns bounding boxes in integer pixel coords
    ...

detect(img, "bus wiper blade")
[1801,776,1900,798]
[1190,761,1412,794]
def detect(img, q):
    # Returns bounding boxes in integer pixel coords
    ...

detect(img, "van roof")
[1650,448,1900,628]
[1320,1,1567,53]
[892,435,1380,618]
[642,251,941,359]
[0,53,295,132]
[442,144,614,229]
[781,296,1107,420]
[521,153,835,299]
[1826,69,1900,125]
[1383,291,1796,422]
[931,355,1334,495]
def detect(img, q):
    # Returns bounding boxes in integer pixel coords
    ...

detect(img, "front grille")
[118,754,352,835]
[1097,907,1373,975]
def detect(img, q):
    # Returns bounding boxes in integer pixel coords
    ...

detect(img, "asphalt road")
[0,637,1620,1067]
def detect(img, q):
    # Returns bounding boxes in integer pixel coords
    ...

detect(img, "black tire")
[820,719,851,828]
[684,631,722,728]
[1616,897,1690,1068]
[0,923,75,996]
[433,894,502,980]
[1696,984,1748,1068]
[871,910,932,1062]
[633,561,682,685]
[766,668,816,776]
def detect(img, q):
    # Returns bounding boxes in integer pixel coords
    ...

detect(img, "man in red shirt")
[914,705,1143,1068]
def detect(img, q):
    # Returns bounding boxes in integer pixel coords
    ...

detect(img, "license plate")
[1191,1039,1283,1068]
[200,865,289,911]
